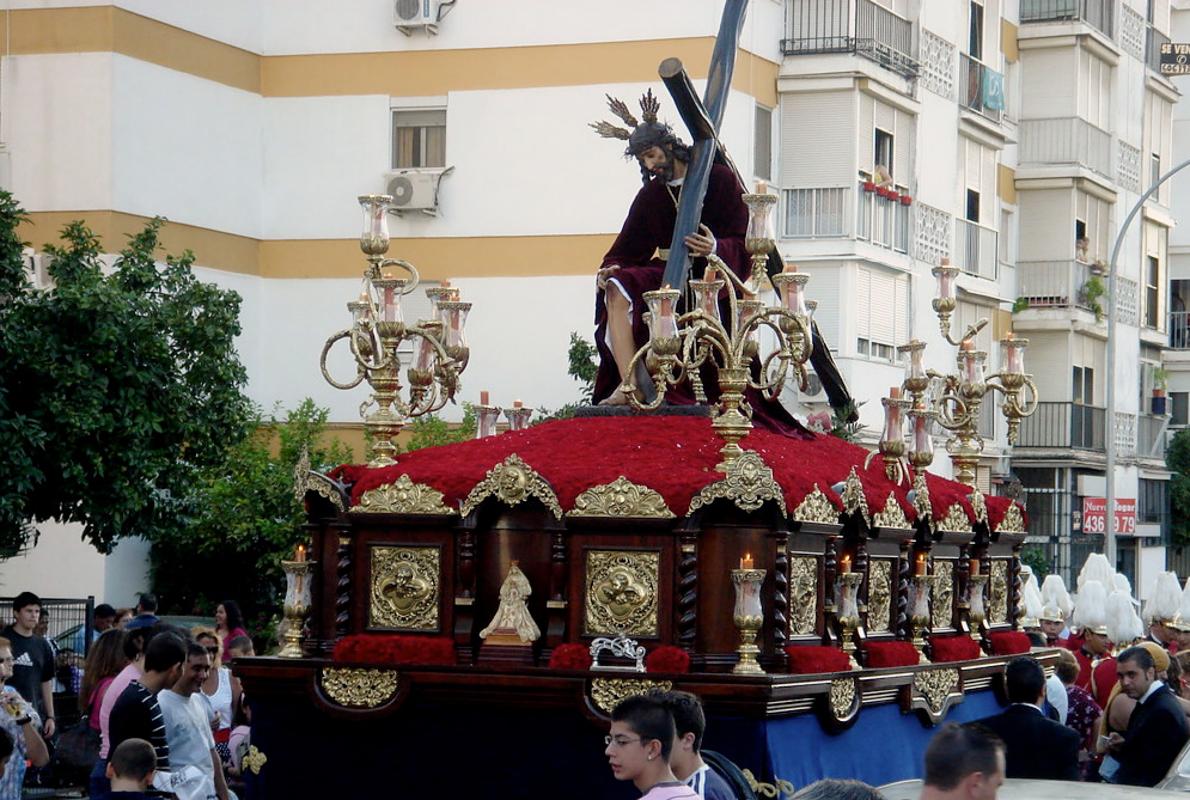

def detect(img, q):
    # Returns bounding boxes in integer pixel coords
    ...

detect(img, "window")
[1138,478,1167,525]
[1146,255,1160,328]
[856,266,910,361]
[999,208,1014,265]
[1151,153,1161,190]
[754,105,772,181]
[392,109,446,169]
[969,1,984,60]
[1172,392,1189,426]
[966,189,980,223]
[1073,366,1094,405]
[874,129,894,180]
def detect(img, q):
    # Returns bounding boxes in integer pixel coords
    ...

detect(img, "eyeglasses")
[604,735,644,748]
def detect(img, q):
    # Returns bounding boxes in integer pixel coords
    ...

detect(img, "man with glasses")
[605,695,697,799]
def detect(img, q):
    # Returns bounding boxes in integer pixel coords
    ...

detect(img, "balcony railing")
[960,53,1006,124]
[783,187,849,239]
[1020,0,1115,39]
[1138,413,1168,460]
[783,0,919,79]
[1170,310,1190,348]
[1017,260,1101,313]
[1019,117,1112,179]
[955,218,998,280]
[1017,402,1106,451]
[856,182,910,253]
[1148,27,1171,75]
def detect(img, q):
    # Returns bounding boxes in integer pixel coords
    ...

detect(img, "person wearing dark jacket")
[1107,645,1190,787]
[974,656,1080,781]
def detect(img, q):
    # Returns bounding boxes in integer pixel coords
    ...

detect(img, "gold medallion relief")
[585,550,659,636]
[369,546,440,631]
[989,559,1008,624]
[789,556,818,636]
[931,560,954,630]
[867,560,892,634]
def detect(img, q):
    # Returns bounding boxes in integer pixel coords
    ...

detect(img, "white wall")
[0,521,150,605]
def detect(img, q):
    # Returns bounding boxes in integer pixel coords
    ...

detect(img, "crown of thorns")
[589,89,664,141]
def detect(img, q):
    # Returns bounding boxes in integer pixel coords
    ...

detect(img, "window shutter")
[806,265,842,351]
[894,111,914,186]
[869,270,896,345]
[859,94,874,174]
[893,275,911,345]
[856,267,872,341]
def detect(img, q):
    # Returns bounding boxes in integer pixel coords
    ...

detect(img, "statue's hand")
[684,224,716,258]
[596,264,621,290]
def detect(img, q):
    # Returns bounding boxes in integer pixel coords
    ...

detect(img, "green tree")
[146,399,352,634]
[0,194,251,553]
[1020,545,1051,578]
[567,331,598,403]
[404,403,477,451]
[1169,428,1190,546]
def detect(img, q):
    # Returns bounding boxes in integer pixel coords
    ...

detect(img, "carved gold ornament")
[460,454,563,519]
[914,668,960,717]
[967,489,989,526]
[789,556,819,636]
[319,667,400,708]
[829,677,858,720]
[742,769,796,799]
[369,546,440,631]
[931,560,955,629]
[793,485,840,525]
[996,503,1026,533]
[989,559,1008,624]
[585,550,660,636]
[839,467,870,525]
[589,677,672,715]
[873,493,911,529]
[357,475,455,515]
[293,445,347,512]
[912,472,933,531]
[938,504,972,533]
[242,745,267,776]
[569,477,674,518]
[688,451,787,515]
[868,560,893,634]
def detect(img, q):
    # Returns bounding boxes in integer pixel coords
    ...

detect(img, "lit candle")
[840,554,852,574]
[969,558,980,577]
[914,551,926,576]
[296,544,306,563]
[480,390,490,406]
[740,552,754,570]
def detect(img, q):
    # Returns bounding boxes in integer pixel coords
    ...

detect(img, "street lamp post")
[1104,157,1190,568]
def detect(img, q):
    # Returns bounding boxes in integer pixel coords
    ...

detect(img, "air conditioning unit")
[800,373,826,401]
[384,168,449,216]
[394,0,441,35]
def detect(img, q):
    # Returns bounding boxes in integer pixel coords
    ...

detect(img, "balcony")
[783,186,849,239]
[959,53,1006,125]
[1019,117,1112,179]
[856,181,910,253]
[1170,311,1190,349]
[955,218,998,280]
[1138,413,1168,460]
[1017,402,1106,451]
[1016,260,1102,315]
[782,0,918,79]
[1020,0,1114,39]
[1147,27,1171,75]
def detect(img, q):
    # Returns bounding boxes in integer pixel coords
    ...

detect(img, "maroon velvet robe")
[593,163,808,438]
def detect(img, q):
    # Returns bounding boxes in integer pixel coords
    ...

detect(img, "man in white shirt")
[158,641,230,800]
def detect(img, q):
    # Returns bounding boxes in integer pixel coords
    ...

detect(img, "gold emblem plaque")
[584,550,660,637]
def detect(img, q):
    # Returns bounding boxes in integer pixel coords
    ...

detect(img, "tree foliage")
[404,403,477,451]
[147,399,352,631]
[1169,428,1190,546]
[567,331,598,403]
[0,194,251,553]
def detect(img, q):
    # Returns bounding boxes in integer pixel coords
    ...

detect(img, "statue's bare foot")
[598,387,634,406]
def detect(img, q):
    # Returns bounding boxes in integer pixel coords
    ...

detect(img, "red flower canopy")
[331,415,1021,528]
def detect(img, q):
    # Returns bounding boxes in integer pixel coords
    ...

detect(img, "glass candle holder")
[437,300,471,354]
[932,260,958,303]
[504,401,533,432]
[881,387,904,443]
[689,275,724,325]
[373,275,407,326]
[898,339,928,393]
[359,194,391,256]
[278,559,316,658]
[476,404,502,438]
[1002,333,1027,375]
[643,287,681,343]
[731,568,766,675]
[771,272,809,316]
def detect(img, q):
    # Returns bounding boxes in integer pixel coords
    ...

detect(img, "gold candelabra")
[968,573,989,642]
[320,195,471,466]
[836,571,863,669]
[874,259,1038,488]
[909,572,933,664]
[731,567,766,675]
[620,187,813,469]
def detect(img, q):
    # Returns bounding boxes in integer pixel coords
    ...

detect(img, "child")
[106,738,157,800]
[605,695,697,800]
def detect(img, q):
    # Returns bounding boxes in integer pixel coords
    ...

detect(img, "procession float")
[235,3,1050,797]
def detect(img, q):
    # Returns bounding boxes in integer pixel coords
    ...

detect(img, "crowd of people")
[0,591,253,800]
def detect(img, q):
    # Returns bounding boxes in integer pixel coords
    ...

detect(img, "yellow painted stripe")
[20,211,615,280]
[0,7,776,105]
